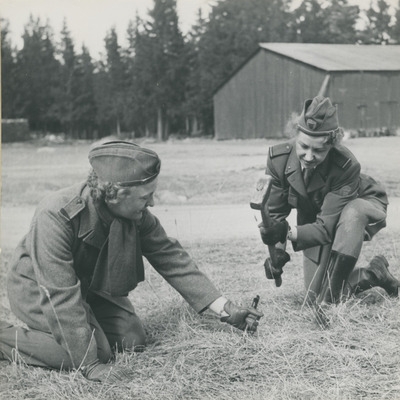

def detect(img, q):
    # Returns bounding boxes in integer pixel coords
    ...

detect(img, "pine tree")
[1,18,19,118]
[193,0,291,134]
[104,27,127,136]
[16,16,61,132]
[325,0,360,43]
[359,0,393,44]
[146,0,187,140]
[59,20,76,136]
[391,0,400,43]
[122,17,148,137]
[73,45,97,138]
[293,0,360,43]
[182,9,207,136]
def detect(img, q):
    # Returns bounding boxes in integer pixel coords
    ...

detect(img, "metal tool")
[250,175,282,287]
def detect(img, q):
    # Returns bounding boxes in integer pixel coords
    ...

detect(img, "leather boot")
[314,251,357,328]
[317,251,358,305]
[347,255,400,297]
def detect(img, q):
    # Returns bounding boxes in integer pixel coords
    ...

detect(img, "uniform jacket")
[7,183,221,367]
[266,140,388,253]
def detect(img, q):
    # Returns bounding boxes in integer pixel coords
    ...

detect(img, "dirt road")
[2,198,399,251]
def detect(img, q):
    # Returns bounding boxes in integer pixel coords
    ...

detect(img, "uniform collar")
[285,149,307,197]
[78,185,108,249]
[284,147,329,196]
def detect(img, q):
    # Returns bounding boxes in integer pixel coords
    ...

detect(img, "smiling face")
[295,131,332,169]
[106,178,158,221]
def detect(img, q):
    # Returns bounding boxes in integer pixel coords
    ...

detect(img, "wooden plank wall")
[330,72,400,132]
[214,50,400,139]
[214,50,325,139]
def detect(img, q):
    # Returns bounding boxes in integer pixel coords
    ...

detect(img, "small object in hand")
[264,249,290,281]
[221,300,263,332]
[246,295,262,333]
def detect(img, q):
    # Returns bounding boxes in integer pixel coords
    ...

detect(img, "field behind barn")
[1,137,400,400]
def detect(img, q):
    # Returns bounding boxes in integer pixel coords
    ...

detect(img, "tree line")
[2,0,400,140]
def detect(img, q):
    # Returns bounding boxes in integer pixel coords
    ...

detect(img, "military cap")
[297,95,340,137]
[88,141,161,186]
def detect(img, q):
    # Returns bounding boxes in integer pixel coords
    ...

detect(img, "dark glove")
[81,359,131,383]
[264,249,291,280]
[259,220,289,245]
[220,300,264,333]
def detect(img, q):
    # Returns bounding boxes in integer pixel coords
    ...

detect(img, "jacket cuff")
[192,291,222,314]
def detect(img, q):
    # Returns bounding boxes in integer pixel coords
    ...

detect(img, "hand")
[81,359,131,383]
[220,300,264,333]
[259,220,288,245]
[264,249,291,280]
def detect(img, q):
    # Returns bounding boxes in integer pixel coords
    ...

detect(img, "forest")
[2,0,400,140]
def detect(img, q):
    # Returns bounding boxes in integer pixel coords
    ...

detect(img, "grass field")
[1,136,400,399]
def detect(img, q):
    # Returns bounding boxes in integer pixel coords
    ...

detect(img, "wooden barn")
[213,43,400,139]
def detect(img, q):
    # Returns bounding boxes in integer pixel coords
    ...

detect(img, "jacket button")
[76,198,83,204]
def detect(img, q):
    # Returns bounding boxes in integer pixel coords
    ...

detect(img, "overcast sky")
[1,0,215,58]
[1,0,398,58]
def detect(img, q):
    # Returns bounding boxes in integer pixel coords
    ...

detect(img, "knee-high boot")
[346,255,400,297]
[314,251,357,328]
[317,251,358,305]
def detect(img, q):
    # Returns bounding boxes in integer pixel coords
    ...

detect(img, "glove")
[264,249,291,280]
[81,359,131,383]
[220,300,264,333]
[259,220,289,245]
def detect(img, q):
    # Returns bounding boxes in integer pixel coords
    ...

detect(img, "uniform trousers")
[302,198,387,303]
[0,291,146,370]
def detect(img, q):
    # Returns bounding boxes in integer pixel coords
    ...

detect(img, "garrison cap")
[297,95,340,137]
[88,141,161,187]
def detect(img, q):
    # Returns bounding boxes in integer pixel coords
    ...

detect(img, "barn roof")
[259,43,400,72]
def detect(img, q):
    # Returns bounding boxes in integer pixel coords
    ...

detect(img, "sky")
[1,0,399,59]
[1,0,215,58]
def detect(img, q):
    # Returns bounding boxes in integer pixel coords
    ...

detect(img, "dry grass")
[1,137,400,399]
[1,235,399,399]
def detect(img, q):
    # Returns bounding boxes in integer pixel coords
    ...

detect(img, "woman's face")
[106,178,158,221]
[295,131,332,169]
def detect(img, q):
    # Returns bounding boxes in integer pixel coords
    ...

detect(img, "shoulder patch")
[331,147,352,170]
[60,196,86,220]
[269,142,292,158]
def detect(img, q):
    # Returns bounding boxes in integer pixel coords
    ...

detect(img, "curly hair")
[322,128,344,146]
[86,169,122,202]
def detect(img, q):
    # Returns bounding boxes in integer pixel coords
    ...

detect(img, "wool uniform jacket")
[7,183,222,367]
[265,140,388,255]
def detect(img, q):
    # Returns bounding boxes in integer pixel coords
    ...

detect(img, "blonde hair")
[87,169,122,202]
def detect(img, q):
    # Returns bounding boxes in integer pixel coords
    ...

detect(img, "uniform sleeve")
[264,154,292,222]
[139,210,222,313]
[295,161,361,250]
[26,206,98,368]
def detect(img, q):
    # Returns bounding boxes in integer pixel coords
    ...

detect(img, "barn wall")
[214,50,326,139]
[329,72,400,133]
[214,49,400,140]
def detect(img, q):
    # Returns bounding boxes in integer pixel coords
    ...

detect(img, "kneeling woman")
[259,95,399,322]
